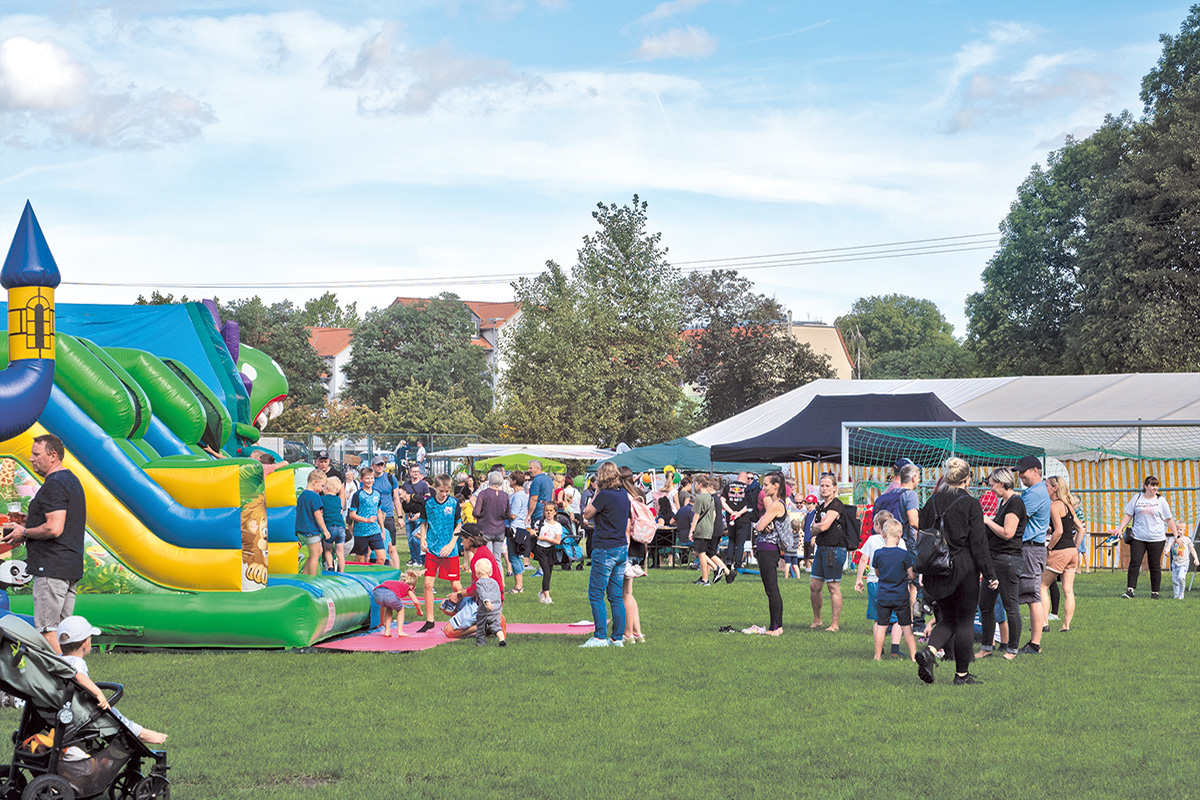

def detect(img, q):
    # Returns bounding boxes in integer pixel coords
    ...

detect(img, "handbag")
[912,495,966,577]
[1122,526,1134,545]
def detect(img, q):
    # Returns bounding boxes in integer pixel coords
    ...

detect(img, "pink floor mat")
[312,620,593,653]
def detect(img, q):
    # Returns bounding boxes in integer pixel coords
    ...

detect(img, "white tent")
[689,373,1200,457]
[429,443,615,461]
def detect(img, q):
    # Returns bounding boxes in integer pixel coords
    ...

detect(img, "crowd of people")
[291,450,1197,670]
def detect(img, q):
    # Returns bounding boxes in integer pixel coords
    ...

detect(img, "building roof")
[463,301,521,329]
[307,327,353,358]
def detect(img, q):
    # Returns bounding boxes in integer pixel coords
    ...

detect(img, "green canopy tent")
[475,454,566,474]
[586,437,782,474]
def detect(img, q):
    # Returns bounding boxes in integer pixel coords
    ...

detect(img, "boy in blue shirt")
[417,475,463,633]
[295,470,329,575]
[321,476,347,573]
[348,471,387,568]
[867,520,918,661]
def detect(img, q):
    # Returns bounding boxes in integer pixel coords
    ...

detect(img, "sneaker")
[712,565,726,582]
[532,570,543,577]
[1042,625,1049,633]
[693,578,710,586]
[1047,613,1060,621]
[610,638,624,648]
[718,625,735,633]
[725,568,736,584]
[1151,592,1160,600]
[1018,643,1041,655]
[1122,587,1135,599]
[579,637,609,648]
[741,625,766,634]
[953,673,984,685]
[915,648,937,684]
[545,596,554,604]
[624,635,638,644]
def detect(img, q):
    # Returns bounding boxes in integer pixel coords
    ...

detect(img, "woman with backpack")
[743,474,791,635]
[619,467,647,642]
[914,457,998,685]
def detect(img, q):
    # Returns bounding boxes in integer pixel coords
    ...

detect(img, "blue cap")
[2,202,61,290]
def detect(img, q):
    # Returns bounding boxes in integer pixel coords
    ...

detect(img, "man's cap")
[372,455,387,465]
[804,494,818,504]
[894,457,915,472]
[460,522,481,538]
[1016,455,1042,472]
[315,449,330,459]
[58,615,101,645]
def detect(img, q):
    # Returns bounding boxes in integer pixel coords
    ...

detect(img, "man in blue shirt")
[1017,455,1049,654]
[526,459,555,528]
[370,456,401,568]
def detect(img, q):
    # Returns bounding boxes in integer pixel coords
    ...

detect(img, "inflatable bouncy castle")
[0,204,396,648]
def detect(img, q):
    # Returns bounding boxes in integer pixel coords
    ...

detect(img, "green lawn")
[3,568,1196,799]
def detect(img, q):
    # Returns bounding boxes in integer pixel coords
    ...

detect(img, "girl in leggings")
[915,458,998,685]
[533,501,563,604]
[1117,476,1179,599]
[744,474,789,635]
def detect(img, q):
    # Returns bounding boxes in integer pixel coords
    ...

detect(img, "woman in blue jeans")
[580,462,631,648]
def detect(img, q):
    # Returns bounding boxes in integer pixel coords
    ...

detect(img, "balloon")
[640,472,653,486]
[573,475,585,489]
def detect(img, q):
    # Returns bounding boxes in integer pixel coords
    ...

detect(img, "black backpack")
[913,495,965,577]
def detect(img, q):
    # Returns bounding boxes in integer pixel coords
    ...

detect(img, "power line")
[61,232,1002,291]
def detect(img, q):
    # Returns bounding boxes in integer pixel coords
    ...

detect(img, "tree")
[377,383,482,435]
[220,297,328,407]
[966,6,1200,374]
[342,293,492,417]
[681,269,834,424]
[835,294,972,378]
[298,292,360,329]
[135,291,192,304]
[497,196,693,446]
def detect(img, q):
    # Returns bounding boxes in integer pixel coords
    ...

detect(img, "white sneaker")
[1048,613,1060,621]
[545,596,553,604]
[579,637,609,648]
[610,638,624,647]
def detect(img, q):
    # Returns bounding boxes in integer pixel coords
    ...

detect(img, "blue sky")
[0,1,1191,334]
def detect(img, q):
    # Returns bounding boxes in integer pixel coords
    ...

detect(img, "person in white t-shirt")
[1116,475,1180,600]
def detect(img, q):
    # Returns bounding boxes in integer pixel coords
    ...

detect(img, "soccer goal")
[839,419,1200,571]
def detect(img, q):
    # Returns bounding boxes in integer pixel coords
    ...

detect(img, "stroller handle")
[94,681,125,706]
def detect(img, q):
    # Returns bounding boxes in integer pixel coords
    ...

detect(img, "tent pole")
[841,424,850,482]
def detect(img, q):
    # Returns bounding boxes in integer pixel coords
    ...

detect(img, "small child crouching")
[472,560,506,647]
[371,570,425,637]
[865,520,918,662]
[58,616,167,745]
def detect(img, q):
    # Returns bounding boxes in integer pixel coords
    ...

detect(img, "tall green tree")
[298,291,360,329]
[221,297,328,407]
[498,196,693,446]
[681,269,833,424]
[966,5,1200,374]
[343,293,492,416]
[836,294,973,378]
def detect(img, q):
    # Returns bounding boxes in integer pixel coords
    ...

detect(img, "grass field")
[3,567,1196,799]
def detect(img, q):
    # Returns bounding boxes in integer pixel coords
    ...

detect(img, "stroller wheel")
[108,771,141,800]
[0,764,27,800]
[20,773,73,799]
[130,775,169,800]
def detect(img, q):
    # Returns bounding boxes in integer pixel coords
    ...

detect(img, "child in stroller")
[0,615,169,799]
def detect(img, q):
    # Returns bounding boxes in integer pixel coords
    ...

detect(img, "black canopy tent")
[708,393,1041,466]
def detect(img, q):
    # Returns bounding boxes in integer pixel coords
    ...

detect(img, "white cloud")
[0,35,214,149]
[638,0,711,24]
[636,26,717,60]
[325,22,548,114]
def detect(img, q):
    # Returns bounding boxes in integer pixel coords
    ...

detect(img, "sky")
[0,0,1192,335]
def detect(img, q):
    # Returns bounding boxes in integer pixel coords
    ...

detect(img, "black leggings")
[1048,577,1061,615]
[756,547,783,631]
[534,545,556,592]
[979,553,1022,651]
[930,574,981,674]
[1127,539,1166,593]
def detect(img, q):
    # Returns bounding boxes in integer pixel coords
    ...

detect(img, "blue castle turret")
[0,202,61,441]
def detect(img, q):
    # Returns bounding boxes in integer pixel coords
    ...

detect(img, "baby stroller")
[554,512,585,571]
[0,616,169,799]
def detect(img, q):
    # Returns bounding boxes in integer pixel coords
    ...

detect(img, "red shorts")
[424,554,461,582]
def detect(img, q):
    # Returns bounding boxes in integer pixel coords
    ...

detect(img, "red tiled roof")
[463,301,521,329]
[390,297,520,330]
[307,327,353,357]
[471,336,494,350]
